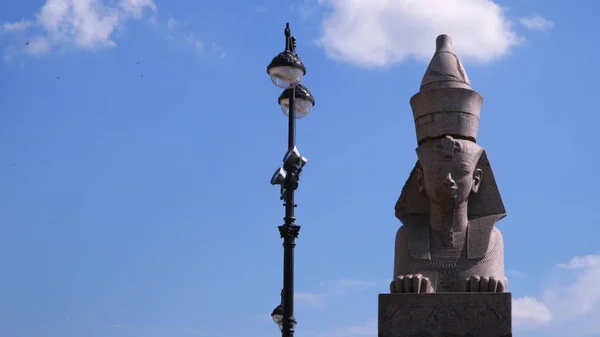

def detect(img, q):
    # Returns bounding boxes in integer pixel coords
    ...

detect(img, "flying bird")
[136,61,139,64]
[25,42,29,46]
[56,76,60,79]
[140,74,144,78]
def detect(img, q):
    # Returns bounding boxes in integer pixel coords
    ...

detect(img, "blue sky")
[0,0,599,336]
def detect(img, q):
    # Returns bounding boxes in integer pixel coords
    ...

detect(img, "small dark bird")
[140,74,144,78]
[56,76,60,79]
[25,42,29,46]
[136,61,139,64]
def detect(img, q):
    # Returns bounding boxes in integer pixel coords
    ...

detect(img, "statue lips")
[435,185,459,204]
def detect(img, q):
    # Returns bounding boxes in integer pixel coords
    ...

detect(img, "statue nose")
[442,173,456,188]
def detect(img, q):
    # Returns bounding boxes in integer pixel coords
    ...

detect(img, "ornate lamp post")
[267,23,315,337]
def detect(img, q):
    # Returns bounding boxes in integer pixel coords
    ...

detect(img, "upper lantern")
[409,35,483,145]
[267,50,306,88]
[267,23,307,89]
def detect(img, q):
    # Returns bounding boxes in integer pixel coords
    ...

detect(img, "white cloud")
[544,255,600,320]
[289,0,319,19]
[119,0,156,18]
[320,278,378,290]
[557,255,600,270]
[166,16,178,31]
[24,37,52,54]
[3,46,17,63]
[513,297,552,327]
[317,0,521,67]
[295,278,381,309]
[2,19,32,32]
[2,0,156,53]
[295,291,327,308]
[514,254,600,334]
[507,270,528,278]
[211,42,227,58]
[519,14,554,31]
[184,35,204,55]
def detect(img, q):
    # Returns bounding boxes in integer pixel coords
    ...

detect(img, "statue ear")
[472,168,483,194]
[417,166,425,193]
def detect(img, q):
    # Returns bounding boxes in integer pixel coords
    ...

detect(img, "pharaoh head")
[416,136,484,207]
[394,34,506,225]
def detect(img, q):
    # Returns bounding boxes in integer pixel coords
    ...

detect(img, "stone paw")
[462,276,506,293]
[390,274,434,294]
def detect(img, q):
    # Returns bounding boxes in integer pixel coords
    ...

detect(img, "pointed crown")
[410,35,483,145]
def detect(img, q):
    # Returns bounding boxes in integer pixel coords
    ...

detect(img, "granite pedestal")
[378,293,512,337]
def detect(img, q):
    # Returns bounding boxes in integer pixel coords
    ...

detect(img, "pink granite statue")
[390,35,508,294]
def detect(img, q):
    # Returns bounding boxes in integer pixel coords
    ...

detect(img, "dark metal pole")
[279,85,299,337]
[278,22,300,337]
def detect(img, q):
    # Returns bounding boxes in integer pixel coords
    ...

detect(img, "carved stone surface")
[378,293,512,337]
[411,35,482,145]
[389,34,509,295]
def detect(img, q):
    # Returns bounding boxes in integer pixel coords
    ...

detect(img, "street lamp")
[267,26,306,89]
[267,23,315,337]
[271,290,284,331]
[278,84,315,119]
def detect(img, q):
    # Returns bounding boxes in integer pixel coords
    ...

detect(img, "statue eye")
[455,166,472,176]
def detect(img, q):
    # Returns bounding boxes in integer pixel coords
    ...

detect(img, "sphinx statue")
[390,35,508,294]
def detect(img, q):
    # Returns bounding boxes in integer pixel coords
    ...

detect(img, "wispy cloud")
[507,269,528,278]
[519,14,555,31]
[288,0,319,19]
[512,254,600,334]
[184,34,204,55]
[544,255,600,320]
[166,16,180,32]
[3,0,156,54]
[556,255,600,269]
[3,46,17,63]
[24,37,52,54]
[295,278,382,309]
[2,1,227,63]
[2,19,32,33]
[295,291,327,308]
[513,297,552,327]
[211,42,226,58]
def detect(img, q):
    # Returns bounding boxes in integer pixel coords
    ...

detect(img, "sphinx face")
[416,137,483,206]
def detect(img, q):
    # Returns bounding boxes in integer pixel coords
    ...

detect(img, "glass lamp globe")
[267,51,306,89]
[271,304,284,331]
[278,84,315,119]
